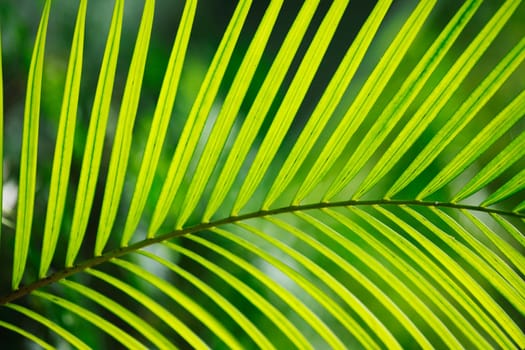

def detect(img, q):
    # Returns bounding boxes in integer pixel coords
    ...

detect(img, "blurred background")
[1,0,524,348]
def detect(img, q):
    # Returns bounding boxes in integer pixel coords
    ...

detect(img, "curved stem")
[1,199,523,305]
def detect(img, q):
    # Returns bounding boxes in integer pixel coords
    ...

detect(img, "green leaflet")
[327,207,465,349]
[148,0,253,236]
[483,167,525,208]
[391,37,525,199]
[164,240,314,350]
[294,0,437,203]
[232,0,350,215]
[137,250,276,350]
[263,0,393,209]
[354,0,523,200]
[58,279,173,350]
[121,0,197,245]
[32,290,146,348]
[264,217,405,349]
[0,320,53,350]
[210,226,372,349]
[95,0,155,255]
[370,206,518,348]
[176,0,285,228]
[418,88,525,199]
[417,207,525,342]
[462,210,525,276]
[453,130,525,202]
[66,0,124,267]
[6,303,89,350]
[39,0,87,278]
[87,266,207,349]
[324,0,482,200]
[491,213,525,249]
[12,0,51,290]
[111,258,242,350]
[203,0,321,222]
[295,211,493,349]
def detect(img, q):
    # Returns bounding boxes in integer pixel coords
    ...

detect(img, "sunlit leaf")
[12,0,51,289]
[40,0,87,278]
[121,0,197,245]
[1,0,524,348]
[95,0,155,255]
[66,0,125,267]
[149,0,253,235]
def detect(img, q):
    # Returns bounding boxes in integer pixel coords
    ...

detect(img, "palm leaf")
[1,0,524,348]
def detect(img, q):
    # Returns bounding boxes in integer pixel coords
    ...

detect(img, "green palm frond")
[1,0,524,348]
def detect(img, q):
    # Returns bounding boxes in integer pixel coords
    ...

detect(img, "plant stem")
[1,199,523,305]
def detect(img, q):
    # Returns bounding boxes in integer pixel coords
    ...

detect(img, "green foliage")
[1,0,524,348]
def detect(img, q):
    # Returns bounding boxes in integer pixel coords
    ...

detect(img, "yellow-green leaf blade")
[391,37,525,199]
[298,211,489,349]
[164,240,315,350]
[418,88,525,200]
[232,0,349,215]
[294,0,437,203]
[176,0,285,228]
[354,0,522,200]
[121,0,197,245]
[6,303,89,350]
[12,0,51,289]
[324,0,482,200]
[138,250,276,350]
[33,290,146,349]
[0,320,53,350]
[491,214,525,249]
[87,266,207,349]
[203,0,320,222]
[368,206,521,347]
[262,0,394,209]
[39,0,87,278]
[59,279,174,350]
[148,0,253,236]
[95,0,155,255]
[462,211,525,277]
[112,258,242,350]
[66,0,124,266]
[482,168,525,207]
[261,217,404,349]
[453,129,525,202]
[193,230,351,350]
[326,208,467,349]
[422,207,525,332]
[434,207,525,304]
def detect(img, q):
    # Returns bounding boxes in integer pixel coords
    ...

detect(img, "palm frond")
[1,0,524,348]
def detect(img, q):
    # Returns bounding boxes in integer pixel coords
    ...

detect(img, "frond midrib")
[1,199,522,305]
